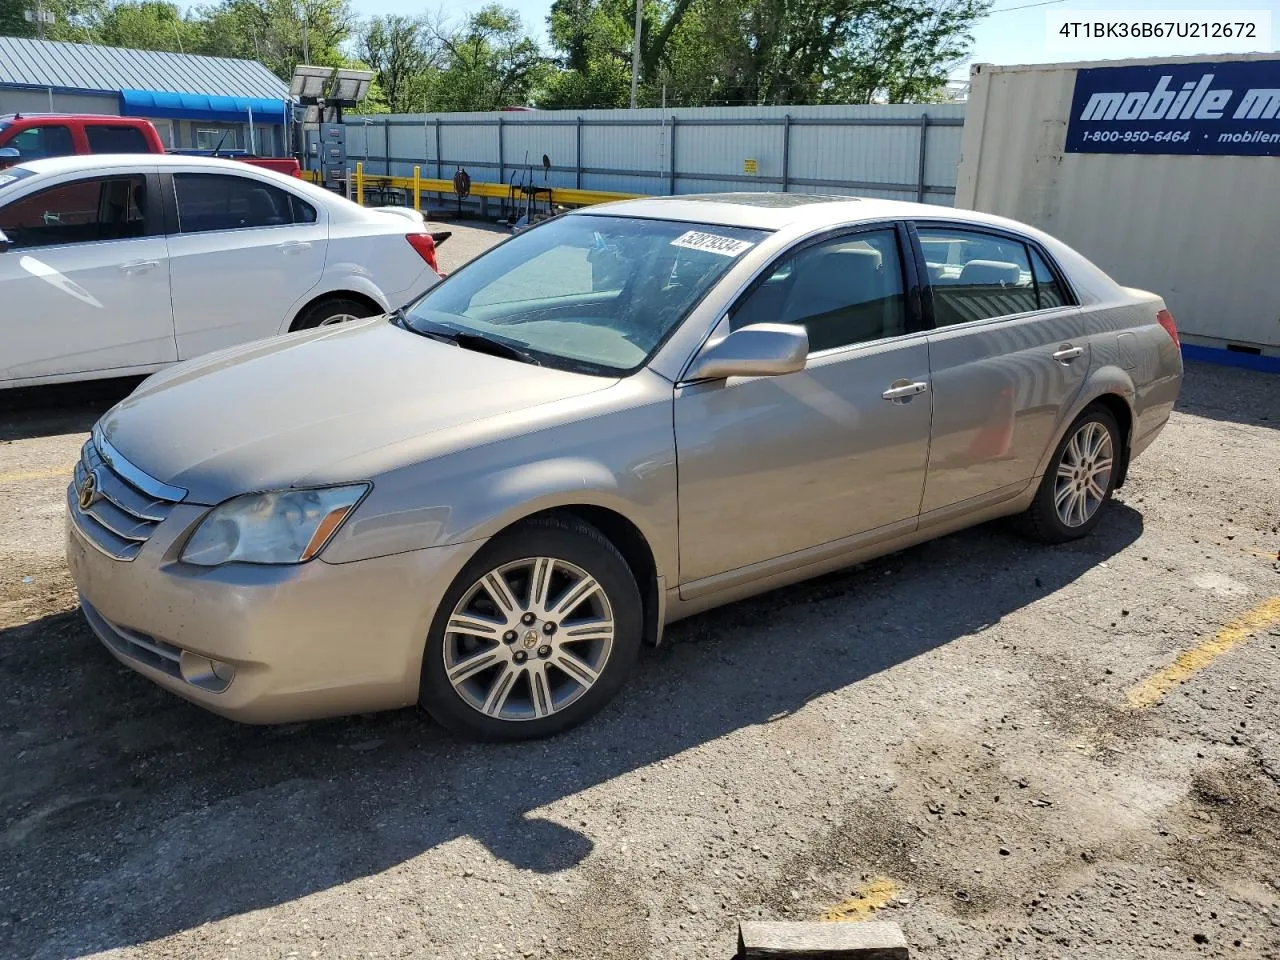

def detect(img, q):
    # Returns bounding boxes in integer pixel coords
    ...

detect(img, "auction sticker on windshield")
[670,231,755,256]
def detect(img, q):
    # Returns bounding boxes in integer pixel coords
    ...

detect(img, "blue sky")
[356,0,1279,75]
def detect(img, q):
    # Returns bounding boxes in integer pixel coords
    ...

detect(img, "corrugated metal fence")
[342,103,966,205]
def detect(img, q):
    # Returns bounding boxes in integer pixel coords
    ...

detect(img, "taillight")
[406,233,439,273]
[1156,308,1179,347]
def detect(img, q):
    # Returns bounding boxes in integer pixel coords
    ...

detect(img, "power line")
[988,0,1068,14]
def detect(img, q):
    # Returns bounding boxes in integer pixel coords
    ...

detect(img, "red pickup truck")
[0,114,302,176]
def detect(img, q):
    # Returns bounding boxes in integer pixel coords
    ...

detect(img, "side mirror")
[684,322,809,381]
[0,229,11,252]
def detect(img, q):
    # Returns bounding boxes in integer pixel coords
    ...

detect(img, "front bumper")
[66,486,480,723]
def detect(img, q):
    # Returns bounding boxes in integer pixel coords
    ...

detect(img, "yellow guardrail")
[303,167,639,209]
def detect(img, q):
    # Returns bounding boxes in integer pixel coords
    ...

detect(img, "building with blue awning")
[0,37,292,155]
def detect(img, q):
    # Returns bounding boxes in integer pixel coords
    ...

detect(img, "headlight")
[181,484,369,566]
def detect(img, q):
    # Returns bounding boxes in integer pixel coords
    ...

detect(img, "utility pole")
[629,0,642,108]
[300,0,310,64]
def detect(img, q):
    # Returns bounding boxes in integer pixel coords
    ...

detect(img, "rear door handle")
[882,380,929,401]
[1052,345,1084,363]
[119,259,159,275]
[279,240,312,254]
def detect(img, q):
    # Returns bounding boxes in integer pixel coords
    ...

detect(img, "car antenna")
[211,129,231,158]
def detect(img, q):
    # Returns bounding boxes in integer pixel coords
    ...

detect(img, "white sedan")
[0,154,442,388]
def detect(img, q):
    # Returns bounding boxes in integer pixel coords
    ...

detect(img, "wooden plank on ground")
[737,921,909,960]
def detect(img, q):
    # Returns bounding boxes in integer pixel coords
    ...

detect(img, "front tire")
[1022,405,1121,543]
[420,517,643,741]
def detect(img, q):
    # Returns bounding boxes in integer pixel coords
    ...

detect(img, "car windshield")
[401,214,769,376]
[0,165,35,190]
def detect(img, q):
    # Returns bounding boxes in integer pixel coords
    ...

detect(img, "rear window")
[85,125,151,153]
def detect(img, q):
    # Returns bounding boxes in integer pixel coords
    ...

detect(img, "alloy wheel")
[442,557,615,721]
[1054,420,1114,527]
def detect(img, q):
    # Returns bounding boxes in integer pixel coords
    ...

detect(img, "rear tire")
[420,516,643,742]
[291,297,376,331]
[1022,405,1122,544]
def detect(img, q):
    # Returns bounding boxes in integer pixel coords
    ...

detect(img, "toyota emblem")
[77,471,99,511]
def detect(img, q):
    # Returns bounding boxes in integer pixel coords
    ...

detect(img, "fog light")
[179,651,235,693]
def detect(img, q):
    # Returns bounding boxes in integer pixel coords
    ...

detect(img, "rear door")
[910,222,1087,515]
[164,170,327,358]
[0,170,175,382]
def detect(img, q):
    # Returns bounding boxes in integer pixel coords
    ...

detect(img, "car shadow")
[0,377,143,443]
[0,506,1144,959]
[1176,360,1278,430]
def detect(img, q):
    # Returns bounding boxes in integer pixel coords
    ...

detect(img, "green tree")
[539,0,633,108]
[95,1,201,52]
[0,0,36,38]
[195,0,355,79]
[432,5,547,112]
[359,14,439,114]
[540,0,989,107]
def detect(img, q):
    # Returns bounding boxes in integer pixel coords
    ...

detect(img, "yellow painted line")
[1127,596,1280,709]
[818,877,899,922]
[0,466,74,484]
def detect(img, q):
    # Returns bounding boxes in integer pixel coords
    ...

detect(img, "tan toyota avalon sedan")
[67,194,1183,740]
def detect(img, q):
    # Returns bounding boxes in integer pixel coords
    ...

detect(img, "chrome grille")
[70,428,185,561]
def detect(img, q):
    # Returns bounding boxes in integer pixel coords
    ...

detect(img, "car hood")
[99,318,617,504]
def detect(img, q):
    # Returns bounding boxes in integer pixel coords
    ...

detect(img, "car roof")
[9,153,263,177]
[573,192,1020,232]
[0,113,150,123]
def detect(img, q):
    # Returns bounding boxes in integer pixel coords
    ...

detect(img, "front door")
[0,171,175,383]
[674,225,932,589]
[165,171,327,358]
[913,223,1089,514]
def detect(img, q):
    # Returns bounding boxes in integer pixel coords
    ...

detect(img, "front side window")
[6,124,75,161]
[174,173,297,233]
[0,175,147,249]
[85,125,151,153]
[732,228,908,352]
[403,215,768,375]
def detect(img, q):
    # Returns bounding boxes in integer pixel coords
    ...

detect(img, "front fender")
[1033,363,1137,480]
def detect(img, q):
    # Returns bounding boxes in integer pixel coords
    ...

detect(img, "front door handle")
[1052,345,1084,363]
[119,259,159,275]
[882,380,929,402]
[279,240,312,254]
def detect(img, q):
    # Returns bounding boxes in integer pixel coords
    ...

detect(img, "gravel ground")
[1,222,1278,960]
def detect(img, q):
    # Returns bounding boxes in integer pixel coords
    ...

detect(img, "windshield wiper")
[446,330,542,366]
[396,314,541,366]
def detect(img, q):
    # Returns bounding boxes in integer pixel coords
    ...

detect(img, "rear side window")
[917,226,1040,326]
[732,228,908,352]
[0,175,148,248]
[174,173,302,233]
[5,124,75,161]
[85,125,151,153]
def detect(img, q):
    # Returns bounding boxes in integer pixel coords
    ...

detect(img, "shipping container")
[957,53,1280,364]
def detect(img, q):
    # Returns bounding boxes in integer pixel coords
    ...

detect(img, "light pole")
[629,0,642,108]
